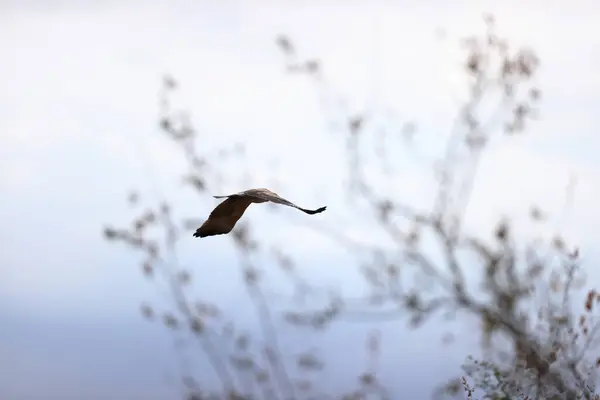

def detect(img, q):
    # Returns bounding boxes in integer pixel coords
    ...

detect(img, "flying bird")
[193,188,327,238]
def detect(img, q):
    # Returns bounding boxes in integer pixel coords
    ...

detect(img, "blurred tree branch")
[103,14,599,400]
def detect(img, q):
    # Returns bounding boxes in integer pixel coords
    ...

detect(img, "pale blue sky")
[1,1,600,399]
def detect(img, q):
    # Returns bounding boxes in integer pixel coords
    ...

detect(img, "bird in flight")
[193,188,327,238]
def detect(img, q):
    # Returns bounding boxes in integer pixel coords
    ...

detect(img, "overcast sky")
[1,0,599,399]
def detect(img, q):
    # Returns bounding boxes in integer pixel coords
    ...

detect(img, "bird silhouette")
[193,188,327,238]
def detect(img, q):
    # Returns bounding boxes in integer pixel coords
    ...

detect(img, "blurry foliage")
[103,14,599,400]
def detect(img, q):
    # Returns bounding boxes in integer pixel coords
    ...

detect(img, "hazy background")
[2,0,600,399]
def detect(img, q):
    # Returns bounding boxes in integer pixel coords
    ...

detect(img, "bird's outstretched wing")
[240,188,327,215]
[193,196,253,238]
